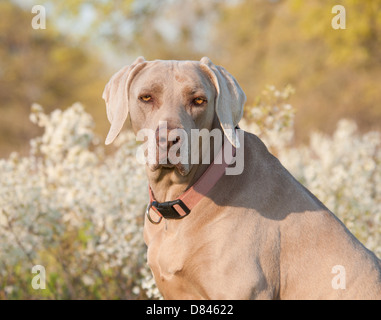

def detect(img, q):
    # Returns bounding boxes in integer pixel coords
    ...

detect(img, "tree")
[212,0,381,140]
[0,2,107,156]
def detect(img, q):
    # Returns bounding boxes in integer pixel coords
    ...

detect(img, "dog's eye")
[192,97,207,106]
[139,95,152,102]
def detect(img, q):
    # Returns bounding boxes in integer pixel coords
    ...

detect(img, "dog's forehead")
[134,60,209,88]
[149,59,198,71]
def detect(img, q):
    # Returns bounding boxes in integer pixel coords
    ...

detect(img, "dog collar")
[146,137,236,224]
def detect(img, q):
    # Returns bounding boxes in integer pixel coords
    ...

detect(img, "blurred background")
[1,0,381,156]
[1,0,381,300]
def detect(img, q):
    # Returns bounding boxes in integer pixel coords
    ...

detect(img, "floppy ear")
[199,57,246,148]
[102,56,146,145]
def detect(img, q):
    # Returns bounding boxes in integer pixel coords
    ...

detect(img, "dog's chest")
[145,228,194,298]
[146,222,186,274]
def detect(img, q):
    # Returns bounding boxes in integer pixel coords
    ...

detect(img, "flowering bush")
[0,103,150,299]
[0,89,380,299]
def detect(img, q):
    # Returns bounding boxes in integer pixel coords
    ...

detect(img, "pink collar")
[146,138,236,224]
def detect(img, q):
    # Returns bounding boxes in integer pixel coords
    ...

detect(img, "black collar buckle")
[151,199,190,220]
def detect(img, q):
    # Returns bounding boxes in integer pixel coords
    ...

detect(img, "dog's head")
[102,57,246,176]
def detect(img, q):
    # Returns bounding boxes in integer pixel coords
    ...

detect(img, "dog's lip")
[149,146,191,175]
[148,161,190,176]
[176,164,188,176]
[161,163,175,168]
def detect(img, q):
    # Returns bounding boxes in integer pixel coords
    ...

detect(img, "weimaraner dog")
[103,57,381,299]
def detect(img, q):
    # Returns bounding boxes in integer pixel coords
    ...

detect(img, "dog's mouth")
[148,149,190,176]
[149,162,189,176]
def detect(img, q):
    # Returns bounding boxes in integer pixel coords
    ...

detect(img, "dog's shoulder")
[240,130,328,216]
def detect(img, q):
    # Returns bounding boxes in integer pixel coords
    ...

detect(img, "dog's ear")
[199,57,246,148]
[102,56,146,145]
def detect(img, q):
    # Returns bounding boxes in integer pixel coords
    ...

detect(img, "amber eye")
[140,95,152,102]
[193,97,207,106]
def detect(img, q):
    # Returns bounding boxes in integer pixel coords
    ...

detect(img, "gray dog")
[103,57,381,299]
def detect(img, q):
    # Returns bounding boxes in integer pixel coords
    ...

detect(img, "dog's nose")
[156,127,181,151]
